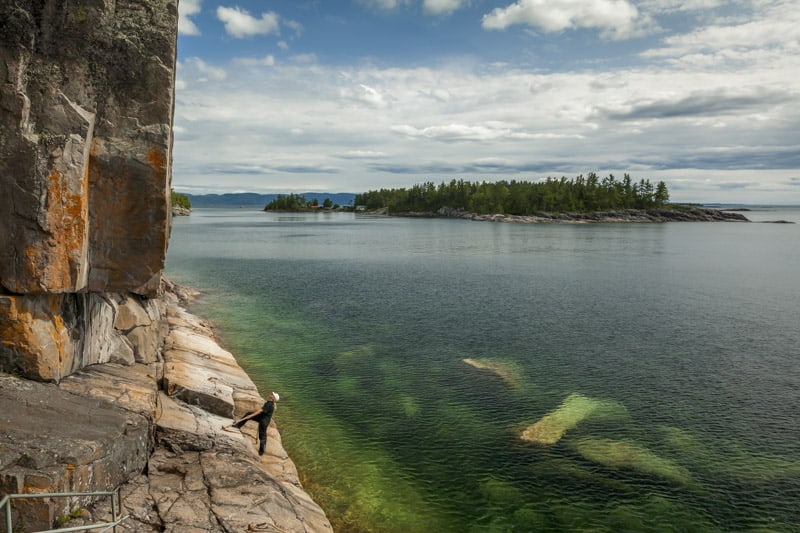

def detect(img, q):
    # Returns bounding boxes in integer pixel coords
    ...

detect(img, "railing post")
[111,488,118,533]
[3,496,12,533]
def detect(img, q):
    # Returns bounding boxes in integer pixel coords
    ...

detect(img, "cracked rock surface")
[1,285,332,532]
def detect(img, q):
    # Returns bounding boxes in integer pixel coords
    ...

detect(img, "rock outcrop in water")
[401,206,751,223]
[0,2,330,531]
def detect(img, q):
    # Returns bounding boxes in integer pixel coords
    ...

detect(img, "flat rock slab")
[163,322,262,419]
[58,362,162,418]
[165,302,213,335]
[0,375,149,531]
[155,392,249,452]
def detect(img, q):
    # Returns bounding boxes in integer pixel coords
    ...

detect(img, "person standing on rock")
[230,392,279,456]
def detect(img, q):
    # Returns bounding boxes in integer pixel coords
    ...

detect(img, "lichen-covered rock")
[0,294,74,381]
[0,292,146,381]
[0,0,178,296]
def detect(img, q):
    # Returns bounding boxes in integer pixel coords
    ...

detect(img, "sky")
[173,0,800,203]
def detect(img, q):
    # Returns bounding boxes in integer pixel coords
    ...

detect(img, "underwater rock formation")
[571,437,694,486]
[520,393,627,445]
[463,357,523,388]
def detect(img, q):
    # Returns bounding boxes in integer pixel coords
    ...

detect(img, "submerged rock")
[570,437,693,486]
[463,357,523,388]
[520,393,627,444]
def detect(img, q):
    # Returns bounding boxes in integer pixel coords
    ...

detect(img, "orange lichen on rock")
[34,168,89,291]
[0,294,72,381]
[0,296,34,354]
[147,147,166,176]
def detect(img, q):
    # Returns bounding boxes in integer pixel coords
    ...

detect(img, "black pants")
[234,411,269,454]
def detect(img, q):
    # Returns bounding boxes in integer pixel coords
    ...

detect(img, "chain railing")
[1,488,127,533]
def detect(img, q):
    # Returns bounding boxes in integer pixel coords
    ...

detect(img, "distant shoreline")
[381,206,753,223]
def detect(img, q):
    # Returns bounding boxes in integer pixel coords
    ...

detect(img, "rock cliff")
[1,284,332,532]
[0,2,331,531]
[1,0,175,296]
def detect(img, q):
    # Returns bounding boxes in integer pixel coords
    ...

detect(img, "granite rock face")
[0,375,150,532]
[1,287,332,532]
[0,291,164,381]
[0,0,177,296]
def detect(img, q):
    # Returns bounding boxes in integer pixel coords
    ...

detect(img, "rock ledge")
[0,284,331,532]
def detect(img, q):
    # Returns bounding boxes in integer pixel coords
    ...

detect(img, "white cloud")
[341,84,389,109]
[283,19,304,35]
[178,0,202,36]
[391,123,582,142]
[482,0,645,40]
[290,53,318,64]
[278,41,290,50]
[638,0,724,13]
[423,0,468,16]
[217,6,280,38]
[337,150,388,159]
[180,57,227,82]
[642,2,800,59]
[235,55,276,67]
[357,0,412,9]
[171,31,800,201]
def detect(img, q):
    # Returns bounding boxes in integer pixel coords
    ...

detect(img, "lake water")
[165,208,800,533]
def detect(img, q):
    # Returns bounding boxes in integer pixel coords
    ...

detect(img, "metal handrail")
[1,489,128,533]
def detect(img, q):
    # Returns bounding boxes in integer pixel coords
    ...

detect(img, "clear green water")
[166,209,800,533]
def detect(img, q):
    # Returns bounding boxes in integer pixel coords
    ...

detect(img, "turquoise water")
[166,209,800,532]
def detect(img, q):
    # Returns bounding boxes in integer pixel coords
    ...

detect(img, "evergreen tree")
[654,181,670,206]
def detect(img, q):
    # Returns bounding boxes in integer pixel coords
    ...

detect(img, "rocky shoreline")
[392,205,751,223]
[0,282,332,532]
[1,2,328,531]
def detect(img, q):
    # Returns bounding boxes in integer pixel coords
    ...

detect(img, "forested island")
[355,174,668,214]
[352,174,749,222]
[264,193,343,211]
[171,188,192,216]
[256,175,750,222]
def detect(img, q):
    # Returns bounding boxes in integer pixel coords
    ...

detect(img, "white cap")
[272,392,280,402]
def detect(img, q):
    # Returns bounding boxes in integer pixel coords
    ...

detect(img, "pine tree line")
[354,174,670,215]
[170,189,191,209]
[264,194,336,211]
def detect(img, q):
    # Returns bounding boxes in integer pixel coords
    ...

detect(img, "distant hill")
[184,192,357,209]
